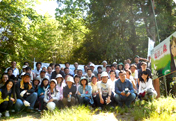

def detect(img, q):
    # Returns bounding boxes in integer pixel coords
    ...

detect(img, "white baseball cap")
[113,62,117,65]
[90,63,95,67]
[56,74,63,80]
[22,65,27,69]
[102,60,107,64]
[50,79,57,85]
[101,71,109,77]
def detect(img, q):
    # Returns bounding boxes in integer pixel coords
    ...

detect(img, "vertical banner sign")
[151,31,176,79]
[148,37,155,57]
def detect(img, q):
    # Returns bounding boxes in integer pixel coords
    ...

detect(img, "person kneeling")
[114,70,136,108]
[44,79,60,111]
[62,76,77,107]
[96,72,114,110]
[77,77,93,106]
[138,71,157,101]
[0,79,16,117]
[15,73,37,113]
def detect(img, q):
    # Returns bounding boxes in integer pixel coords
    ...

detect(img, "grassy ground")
[1,96,176,121]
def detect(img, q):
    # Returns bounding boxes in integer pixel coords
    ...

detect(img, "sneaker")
[0,113,2,118]
[5,111,10,117]
[10,109,15,113]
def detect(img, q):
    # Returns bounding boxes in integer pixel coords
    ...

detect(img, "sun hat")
[66,76,74,83]
[101,71,109,77]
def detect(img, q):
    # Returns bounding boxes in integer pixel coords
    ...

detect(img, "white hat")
[22,65,27,69]
[102,60,107,64]
[50,79,57,85]
[56,74,63,79]
[66,76,74,83]
[90,63,95,67]
[21,72,26,77]
[101,71,109,77]
[113,62,117,65]
[46,102,56,111]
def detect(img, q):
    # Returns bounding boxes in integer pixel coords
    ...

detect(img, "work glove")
[20,90,27,97]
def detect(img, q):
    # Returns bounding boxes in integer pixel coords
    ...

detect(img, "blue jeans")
[115,93,136,107]
[14,92,37,112]
[77,95,90,106]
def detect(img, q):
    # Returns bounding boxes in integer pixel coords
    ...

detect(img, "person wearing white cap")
[102,60,107,72]
[62,76,77,107]
[44,79,60,111]
[96,71,114,110]
[90,63,97,76]
[56,74,66,101]
[77,77,93,105]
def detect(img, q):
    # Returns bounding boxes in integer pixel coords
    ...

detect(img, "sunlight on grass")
[42,106,93,121]
[131,96,176,121]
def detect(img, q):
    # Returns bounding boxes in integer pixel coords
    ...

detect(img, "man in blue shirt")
[115,70,136,107]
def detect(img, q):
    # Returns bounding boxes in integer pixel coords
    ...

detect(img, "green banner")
[151,31,176,79]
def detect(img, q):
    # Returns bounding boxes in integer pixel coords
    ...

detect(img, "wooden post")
[153,78,160,98]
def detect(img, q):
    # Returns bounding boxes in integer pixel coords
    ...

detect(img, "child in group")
[0,79,16,117]
[138,71,157,101]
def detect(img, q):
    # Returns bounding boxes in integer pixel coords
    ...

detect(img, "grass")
[1,96,176,121]
[42,106,93,121]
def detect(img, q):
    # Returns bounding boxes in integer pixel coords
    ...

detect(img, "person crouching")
[44,79,60,111]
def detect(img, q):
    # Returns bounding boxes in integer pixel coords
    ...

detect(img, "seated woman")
[138,71,157,101]
[38,78,49,111]
[44,79,60,111]
[62,76,77,107]
[56,74,66,100]
[0,79,16,117]
[0,73,9,88]
[77,77,93,106]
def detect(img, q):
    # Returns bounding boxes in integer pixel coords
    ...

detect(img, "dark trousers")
[95,93,114,108]
[38,95,44,110]
[0,100,13,112]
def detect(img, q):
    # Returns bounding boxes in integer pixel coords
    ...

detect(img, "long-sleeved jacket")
[44,88,60,103]
[115,79,134,95]
[63,85,76,98]
[16,80,34,101]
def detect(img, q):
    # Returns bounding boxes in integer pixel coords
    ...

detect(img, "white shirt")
[37,75,50,84]
[5,67,19,77]
[102,67,106,72]
[97,81,111,97]
[138,78,157,97]
[32,68,42,77]
[108,78,117,93]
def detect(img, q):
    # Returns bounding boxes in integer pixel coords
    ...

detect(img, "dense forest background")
[0,0,176,73]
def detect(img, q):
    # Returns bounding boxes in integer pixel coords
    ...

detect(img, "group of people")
[0,55,157,117]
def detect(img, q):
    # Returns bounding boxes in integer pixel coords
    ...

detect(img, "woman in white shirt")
[44,79,60,111]
[138,71,157,101]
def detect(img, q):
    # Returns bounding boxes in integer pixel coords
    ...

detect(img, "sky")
[34,0,58,18]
